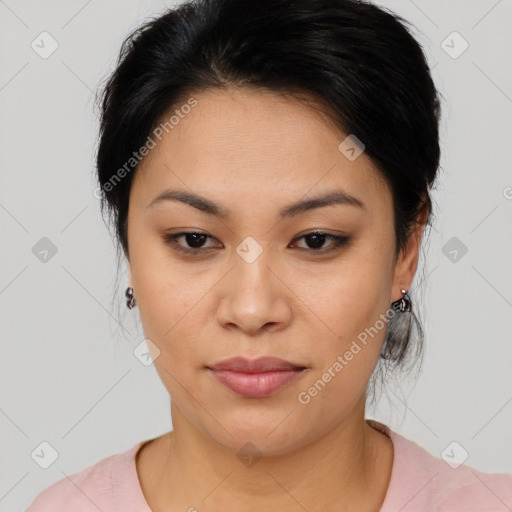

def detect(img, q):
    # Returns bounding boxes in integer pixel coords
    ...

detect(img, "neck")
[138,397,393,511]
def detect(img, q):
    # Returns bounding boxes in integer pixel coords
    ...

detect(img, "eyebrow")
[146,188,366,218]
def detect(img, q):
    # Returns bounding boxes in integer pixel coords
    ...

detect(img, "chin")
[194,411,314,459]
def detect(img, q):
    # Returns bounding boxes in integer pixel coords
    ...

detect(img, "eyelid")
[163,230,350,255]
[289,231,349,254]
[163,231,220,253]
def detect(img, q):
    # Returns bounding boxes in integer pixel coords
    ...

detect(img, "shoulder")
[431,453,512,511]
[385,424,512,511]
[435,470,512,511]
[25,442,141,512]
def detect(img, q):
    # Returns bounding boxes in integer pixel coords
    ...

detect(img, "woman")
[26,0,512,510]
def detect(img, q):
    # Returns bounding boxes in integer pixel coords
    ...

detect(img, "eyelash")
[163,230,350,256]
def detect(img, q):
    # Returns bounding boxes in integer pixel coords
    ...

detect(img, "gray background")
[1,0,511,510]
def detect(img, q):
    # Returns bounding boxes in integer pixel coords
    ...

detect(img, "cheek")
[130,229,201,326]
[293,244,394,391]
[128,238,208,379]
[289,278,391,429]
[297,244,393,344]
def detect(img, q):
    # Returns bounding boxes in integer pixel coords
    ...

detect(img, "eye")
[163,232,219,253]
[162,230,350,255]
[290,230,350,254]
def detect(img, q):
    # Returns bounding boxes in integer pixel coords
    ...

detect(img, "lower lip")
[208,368,306,398]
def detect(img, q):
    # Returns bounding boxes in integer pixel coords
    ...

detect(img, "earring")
[391,288,412,313]
[378,288,419,363]
[125,287,137,309]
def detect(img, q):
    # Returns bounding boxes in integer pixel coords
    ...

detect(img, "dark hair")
[95,0,442,405]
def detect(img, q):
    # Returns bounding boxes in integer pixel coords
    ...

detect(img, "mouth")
[206,356,308,398]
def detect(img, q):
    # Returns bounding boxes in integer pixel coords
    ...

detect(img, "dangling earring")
[125,287,137,309]
[391,288,412,313]
[380,288,419,362]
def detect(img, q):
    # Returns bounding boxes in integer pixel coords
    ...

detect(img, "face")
[127,87,419,455]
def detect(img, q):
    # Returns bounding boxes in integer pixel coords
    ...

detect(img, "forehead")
[130,87,390,216]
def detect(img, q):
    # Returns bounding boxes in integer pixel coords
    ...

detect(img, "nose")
[216,255,293,336]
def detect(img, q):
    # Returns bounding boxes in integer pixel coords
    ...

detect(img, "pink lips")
[206,356,307,398]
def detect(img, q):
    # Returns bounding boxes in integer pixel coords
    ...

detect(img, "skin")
[126,86,427,511]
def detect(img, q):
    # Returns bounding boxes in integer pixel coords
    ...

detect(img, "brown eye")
[163,232,219,253]
[162,230,349,256]
[292,231,349,254]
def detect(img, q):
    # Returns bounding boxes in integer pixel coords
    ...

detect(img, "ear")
[392,203,429,300]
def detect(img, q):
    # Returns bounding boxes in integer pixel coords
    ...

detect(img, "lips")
[206,356,307,398]
[207,356,305,372]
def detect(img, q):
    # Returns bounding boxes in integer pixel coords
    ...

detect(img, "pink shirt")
[25,419,512,511]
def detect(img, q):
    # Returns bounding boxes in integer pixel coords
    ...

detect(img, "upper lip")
[207,356,306,373]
